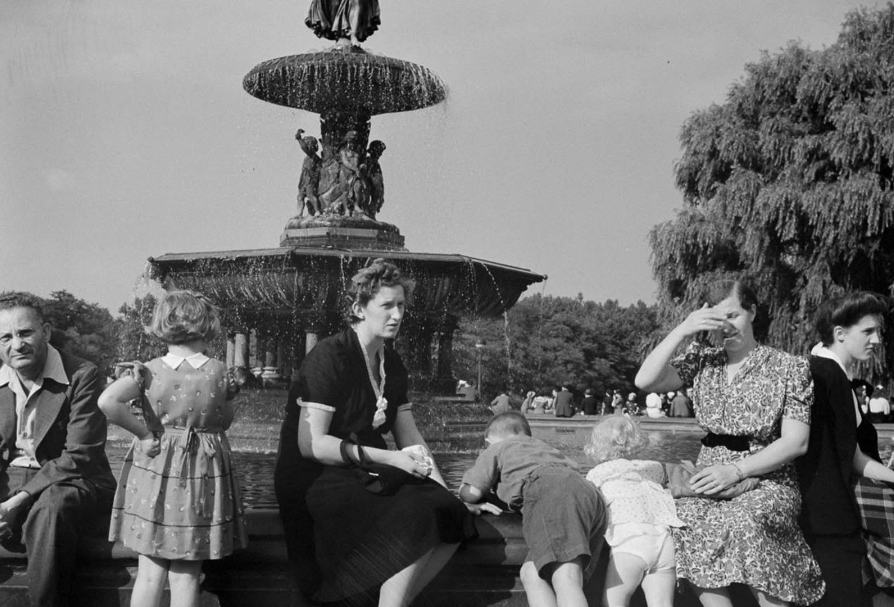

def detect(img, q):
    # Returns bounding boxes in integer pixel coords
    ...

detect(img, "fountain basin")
[243,47,447,115]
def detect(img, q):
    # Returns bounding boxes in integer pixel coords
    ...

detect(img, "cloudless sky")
[0,0,876,314]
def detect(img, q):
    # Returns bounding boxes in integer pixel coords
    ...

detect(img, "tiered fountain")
[146,4,545,391]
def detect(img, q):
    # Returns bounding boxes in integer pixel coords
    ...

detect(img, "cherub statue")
[337,130,368,217]
[364,140,386,219]
[305,0,381,46]
[296,129,322,217]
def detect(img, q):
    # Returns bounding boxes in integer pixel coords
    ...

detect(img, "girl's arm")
[690,418,810,495]
[297,406,431,479]
[97,371,160,456]
[635,304,726,393]
[855,448,894,483]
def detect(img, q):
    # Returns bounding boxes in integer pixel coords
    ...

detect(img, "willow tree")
[650,5,894,372]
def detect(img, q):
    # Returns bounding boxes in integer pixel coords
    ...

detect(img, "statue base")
[280,215,405,250]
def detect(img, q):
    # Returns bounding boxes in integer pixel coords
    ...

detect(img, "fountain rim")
[147,247,546,283]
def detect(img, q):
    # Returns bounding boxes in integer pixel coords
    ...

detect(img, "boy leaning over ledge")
[459,411,607,607]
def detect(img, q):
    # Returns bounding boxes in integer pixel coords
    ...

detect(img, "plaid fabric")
[855,477,894,587]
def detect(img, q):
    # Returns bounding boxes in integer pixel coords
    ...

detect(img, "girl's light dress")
[109,354,248,560]
[586,459,685,552]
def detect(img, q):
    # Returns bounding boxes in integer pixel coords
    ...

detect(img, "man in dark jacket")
[0,292,116,607]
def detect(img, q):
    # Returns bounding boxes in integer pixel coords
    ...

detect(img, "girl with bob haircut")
[635,277,824,606]
[275,258,482,607]
[99,290,246,607]
[586,416,685,607]
[148,289,221,344]
[798,291,893,607]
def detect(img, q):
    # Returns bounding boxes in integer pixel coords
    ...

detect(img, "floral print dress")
[670,342,825,604]
[109,356,248,560]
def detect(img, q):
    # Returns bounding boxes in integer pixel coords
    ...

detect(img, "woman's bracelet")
[731,462,745,481]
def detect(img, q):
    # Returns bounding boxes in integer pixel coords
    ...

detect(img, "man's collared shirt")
[0,344,68,468]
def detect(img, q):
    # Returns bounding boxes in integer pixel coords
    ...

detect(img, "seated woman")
[274,259,486,607]
[798,291,894,606]
[635,278,824,607]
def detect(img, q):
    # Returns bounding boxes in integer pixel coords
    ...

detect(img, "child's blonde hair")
[585,416,649,464]
[148,290,221,345]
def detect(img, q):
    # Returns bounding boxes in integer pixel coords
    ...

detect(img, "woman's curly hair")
[344,259,414,323]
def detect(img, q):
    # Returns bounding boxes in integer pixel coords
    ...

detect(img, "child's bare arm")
[459,483,483,503]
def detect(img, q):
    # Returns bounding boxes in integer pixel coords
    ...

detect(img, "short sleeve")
[297,341,349,410]
[585,464,608,488]
[462,445,501,494]
[782,355,813,424]
[670,341,707,386]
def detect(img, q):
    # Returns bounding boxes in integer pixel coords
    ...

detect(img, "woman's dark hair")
[702,279,760,311]
[814,291,889,346]
[345,259,414,323]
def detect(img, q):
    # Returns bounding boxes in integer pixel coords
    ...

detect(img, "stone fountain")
[146,4,545,391]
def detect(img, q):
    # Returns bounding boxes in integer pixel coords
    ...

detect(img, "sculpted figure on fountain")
[305,0,381,46]
[295,129,322,217]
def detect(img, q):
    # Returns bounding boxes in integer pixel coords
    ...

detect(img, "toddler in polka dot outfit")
[99,290,247,607]
[585,416,685,607]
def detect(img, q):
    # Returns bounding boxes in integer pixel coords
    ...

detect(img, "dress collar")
[0,344,68,388]
[161,351,210,370]
[811,344,851,380]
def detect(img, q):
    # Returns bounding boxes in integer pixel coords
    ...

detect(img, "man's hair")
[485,411,531,439]
[814,291,889,346]
[148,290,221,344]
[0,291,46,322]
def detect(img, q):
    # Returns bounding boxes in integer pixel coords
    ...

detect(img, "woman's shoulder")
[758,345,809,373]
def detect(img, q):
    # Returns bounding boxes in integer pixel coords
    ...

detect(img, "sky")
[0,0,878,314]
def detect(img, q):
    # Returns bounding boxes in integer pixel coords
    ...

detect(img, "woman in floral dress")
[635,279,824,606]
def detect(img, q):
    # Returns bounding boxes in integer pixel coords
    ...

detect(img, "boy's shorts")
[521,466,607,578]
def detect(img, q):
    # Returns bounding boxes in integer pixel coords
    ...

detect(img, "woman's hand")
[388,450,433,479]
[138,432,161,458]
[678,303,731,338]
[689,464,740,495]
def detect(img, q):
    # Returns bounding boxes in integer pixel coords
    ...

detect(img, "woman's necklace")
[354,327,388,428]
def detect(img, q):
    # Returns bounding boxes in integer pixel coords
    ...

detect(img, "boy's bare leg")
[520,560,558,607]
[551,557,588,607]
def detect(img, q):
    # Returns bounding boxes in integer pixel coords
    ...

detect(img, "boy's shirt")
[461,434,579,511]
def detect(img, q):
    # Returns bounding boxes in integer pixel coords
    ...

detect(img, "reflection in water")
[107,427,894,510]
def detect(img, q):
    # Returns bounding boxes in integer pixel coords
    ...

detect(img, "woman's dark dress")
[275,328,475,603]
[798,354,881,606]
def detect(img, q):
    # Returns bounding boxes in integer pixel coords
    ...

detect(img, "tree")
[452,294,660,399]
[116,295,166,363]
[41,290,120,371]
[649,5,894,376]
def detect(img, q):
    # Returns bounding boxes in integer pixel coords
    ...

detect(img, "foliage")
[452,294,660,399]
[116,295,166,363]
[41,291,120,371]
[650,5,894,377]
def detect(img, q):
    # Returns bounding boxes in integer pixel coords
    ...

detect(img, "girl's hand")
[678,303,732,338]
[138,432,161,458]
[689,464,740,495]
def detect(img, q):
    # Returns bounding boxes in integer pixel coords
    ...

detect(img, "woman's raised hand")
[678,303,729,337]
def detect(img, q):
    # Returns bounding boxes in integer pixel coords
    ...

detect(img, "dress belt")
[701,432,751,451]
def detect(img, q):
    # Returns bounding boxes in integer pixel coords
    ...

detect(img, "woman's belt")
[701,432,751,451]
